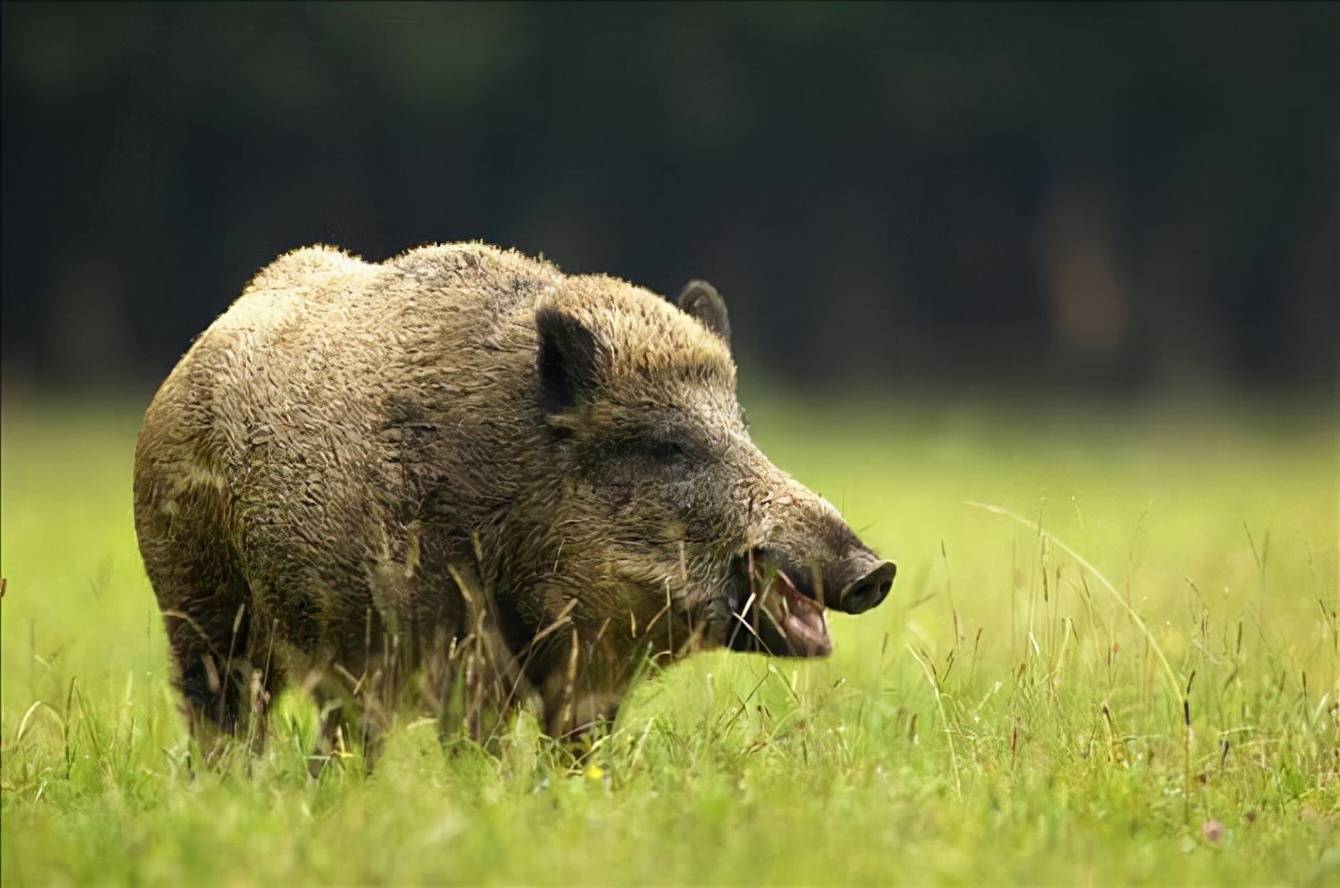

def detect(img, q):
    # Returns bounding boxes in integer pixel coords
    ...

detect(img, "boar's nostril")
[837,560,896,614]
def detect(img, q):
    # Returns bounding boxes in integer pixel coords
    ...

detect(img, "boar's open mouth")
[725,552,832,658]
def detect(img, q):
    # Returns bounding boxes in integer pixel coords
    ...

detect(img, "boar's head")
[532,276,895,662]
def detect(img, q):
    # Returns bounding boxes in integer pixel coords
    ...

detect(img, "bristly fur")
[133,242,889,758]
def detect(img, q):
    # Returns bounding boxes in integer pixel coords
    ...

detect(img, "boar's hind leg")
[164,575,283,758]
[140,510,281,758]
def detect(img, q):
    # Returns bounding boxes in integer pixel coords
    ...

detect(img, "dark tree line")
[4,3,1336,394]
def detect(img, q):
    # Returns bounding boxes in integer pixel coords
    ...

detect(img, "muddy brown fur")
[133,242,895,761]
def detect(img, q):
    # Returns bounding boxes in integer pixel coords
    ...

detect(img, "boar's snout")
[833,554,896,614]
[728,544,895,658]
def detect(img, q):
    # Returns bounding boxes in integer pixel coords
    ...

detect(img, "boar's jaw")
[724,552,833,658]
[718,542,897,657]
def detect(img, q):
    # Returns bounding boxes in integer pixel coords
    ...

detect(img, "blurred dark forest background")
[3,2,1337,398]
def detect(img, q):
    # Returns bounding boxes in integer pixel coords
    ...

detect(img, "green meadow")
[2,396,1336,885]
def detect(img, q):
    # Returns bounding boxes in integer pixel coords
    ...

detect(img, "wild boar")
[132,243,895,757]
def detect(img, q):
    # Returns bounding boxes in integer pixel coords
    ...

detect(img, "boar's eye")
[642,438,688,462]
[614,433,692,465]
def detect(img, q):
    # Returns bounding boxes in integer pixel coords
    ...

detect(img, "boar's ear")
[536,307,600,414]
[677,280,730,347]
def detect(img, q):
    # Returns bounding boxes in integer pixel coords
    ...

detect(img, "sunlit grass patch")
[2,397,1336,885]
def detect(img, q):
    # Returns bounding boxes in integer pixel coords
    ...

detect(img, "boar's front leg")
[537,629,624,756]
[309,682,386,775]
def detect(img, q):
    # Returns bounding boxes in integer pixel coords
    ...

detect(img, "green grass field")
[2,395,1336,886]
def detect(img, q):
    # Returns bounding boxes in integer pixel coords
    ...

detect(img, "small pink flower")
[1201,819,1224,843]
